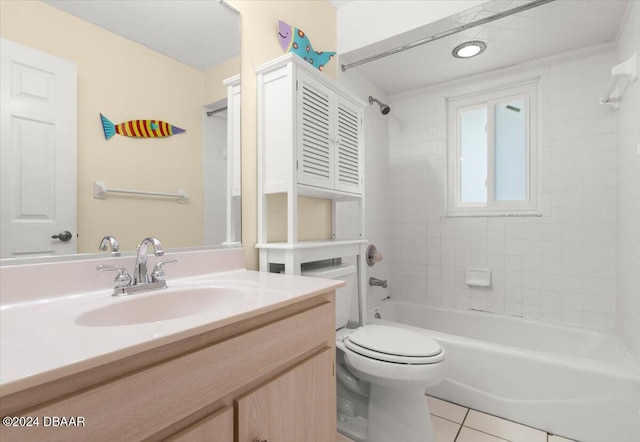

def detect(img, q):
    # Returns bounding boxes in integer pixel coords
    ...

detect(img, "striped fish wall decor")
[100,114,186,139]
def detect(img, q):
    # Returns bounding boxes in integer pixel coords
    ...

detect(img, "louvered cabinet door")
[335,96,363,194]
[296,71,334,190]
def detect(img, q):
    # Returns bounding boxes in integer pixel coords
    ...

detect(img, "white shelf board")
[256,239,367,250]
[257,239,368,266]
[297,184,362,201]
[263,183,363,201]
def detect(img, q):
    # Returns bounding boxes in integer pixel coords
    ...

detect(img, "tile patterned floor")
[428,395,577,442]
[336,395,578,442]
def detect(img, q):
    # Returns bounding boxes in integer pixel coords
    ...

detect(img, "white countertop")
[0,248,343,396]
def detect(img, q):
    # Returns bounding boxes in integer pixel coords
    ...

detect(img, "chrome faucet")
[98,235,120,253]
[134,237,164,285]
[97,237,176,296]
[369,277,388,289]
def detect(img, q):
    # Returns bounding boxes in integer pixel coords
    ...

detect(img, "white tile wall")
[387,43,618,329]
[614,2,640,364]
[202,112,227,246]
[338,69,391,310]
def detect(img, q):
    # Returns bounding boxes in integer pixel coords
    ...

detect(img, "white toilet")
[302,263,447,442]
[337,324,447,442]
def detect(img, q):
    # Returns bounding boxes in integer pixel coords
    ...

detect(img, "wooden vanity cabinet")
[236,348,335,442]
[166,407,234,442]
[0,292,337,442]
[169,348,335,442]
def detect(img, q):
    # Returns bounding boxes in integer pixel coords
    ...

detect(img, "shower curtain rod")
[341,0,556,72]
[206,106,228,117]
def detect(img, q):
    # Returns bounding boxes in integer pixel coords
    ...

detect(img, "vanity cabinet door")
[165,407,233,442]
[236,347,335,442]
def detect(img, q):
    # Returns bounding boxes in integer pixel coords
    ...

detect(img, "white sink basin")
[76,285,248,326]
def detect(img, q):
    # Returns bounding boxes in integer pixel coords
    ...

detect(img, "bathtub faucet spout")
[369,277,388,289]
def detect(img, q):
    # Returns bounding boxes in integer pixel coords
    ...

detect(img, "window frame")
[446,79,541,217]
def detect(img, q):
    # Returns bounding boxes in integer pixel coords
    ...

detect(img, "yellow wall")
[228,0,337,269]
[1,1,238,252]
[203,56,241,105]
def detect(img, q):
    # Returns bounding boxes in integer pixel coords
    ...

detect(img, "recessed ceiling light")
[452,41,487,59]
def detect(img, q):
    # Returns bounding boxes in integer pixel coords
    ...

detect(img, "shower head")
[369,96,391,115]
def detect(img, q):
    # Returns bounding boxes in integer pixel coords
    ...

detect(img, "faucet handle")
[97,265,131,288]
[366,244,383,266]
[151,259,177,283]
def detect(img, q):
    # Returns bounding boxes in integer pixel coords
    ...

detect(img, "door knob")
[52,231,73,242]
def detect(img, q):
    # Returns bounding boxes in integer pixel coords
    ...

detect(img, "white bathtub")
[370,301,640,442]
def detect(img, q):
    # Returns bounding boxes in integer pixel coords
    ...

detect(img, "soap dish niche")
[466,268,491,287]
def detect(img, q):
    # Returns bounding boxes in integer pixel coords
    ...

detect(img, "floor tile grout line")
[437,398,549,439]
[426,394,469,426]
[459,426,517,442]
[430,412,466,426]
[465,407,548,435]
[460,407,470,426]
[452,408,470,442]
[428,396,575,442]
[430,398,554,442]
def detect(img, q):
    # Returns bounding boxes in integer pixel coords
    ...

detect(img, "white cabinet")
[255,54,368,326]
[296,70,364,194]
[257,54,364,197]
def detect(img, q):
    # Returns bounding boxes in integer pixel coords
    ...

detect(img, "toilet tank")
[301,263,357,330]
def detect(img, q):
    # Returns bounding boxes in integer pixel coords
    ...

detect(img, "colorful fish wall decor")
[278,20,336,72]
[100,114,186,139]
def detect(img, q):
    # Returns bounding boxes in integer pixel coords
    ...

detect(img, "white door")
[0,38,77,259]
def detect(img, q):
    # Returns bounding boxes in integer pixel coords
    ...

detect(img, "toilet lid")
[344,325,442,360]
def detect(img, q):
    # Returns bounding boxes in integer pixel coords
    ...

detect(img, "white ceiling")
[341,0,631,95]
[43,0,240,71]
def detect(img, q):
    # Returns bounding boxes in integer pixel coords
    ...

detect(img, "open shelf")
[256,240,367,269]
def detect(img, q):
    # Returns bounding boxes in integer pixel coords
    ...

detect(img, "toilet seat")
[343,325,444,365]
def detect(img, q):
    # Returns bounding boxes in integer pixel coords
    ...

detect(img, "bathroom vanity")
[0,248,341,441]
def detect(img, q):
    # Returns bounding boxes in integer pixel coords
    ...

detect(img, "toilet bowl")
[300,263,446,442]
[337,325,447,442]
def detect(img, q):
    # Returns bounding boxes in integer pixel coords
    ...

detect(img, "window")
[446,80,539,216]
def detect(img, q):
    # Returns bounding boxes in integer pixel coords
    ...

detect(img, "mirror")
[0,0,241,262]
